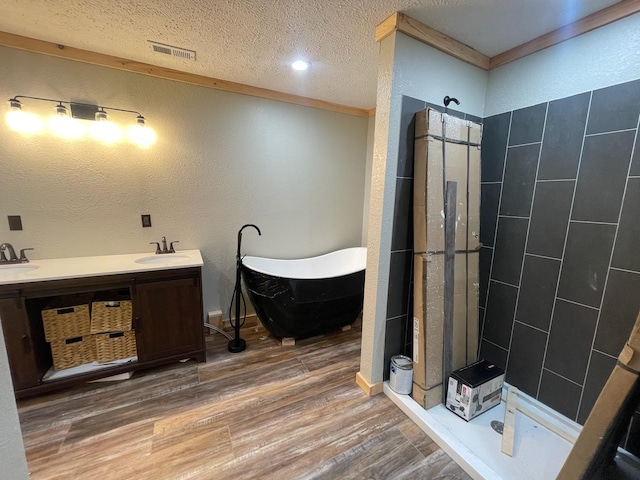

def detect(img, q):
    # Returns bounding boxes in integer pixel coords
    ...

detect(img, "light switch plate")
[141,214,152,228]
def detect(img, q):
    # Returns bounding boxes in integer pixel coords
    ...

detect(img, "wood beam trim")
[396,13,491,70]
[374,12,400,43]
[375,12,491,70]
[0,31,370,118]
[489,0,640,69]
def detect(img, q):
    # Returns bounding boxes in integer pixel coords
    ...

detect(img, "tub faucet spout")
[237,224,262,259]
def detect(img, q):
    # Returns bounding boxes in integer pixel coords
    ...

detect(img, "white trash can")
[389,355,413,395]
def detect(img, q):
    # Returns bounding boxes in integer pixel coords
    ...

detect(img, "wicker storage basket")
[91,300,133,333]
[42,303,91,342]
[94,330,137,363]
[50,335,95,370]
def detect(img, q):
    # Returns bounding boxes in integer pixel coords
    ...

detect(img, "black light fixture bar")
[8,95,144,119]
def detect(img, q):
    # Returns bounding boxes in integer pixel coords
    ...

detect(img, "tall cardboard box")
[412,108,482,409]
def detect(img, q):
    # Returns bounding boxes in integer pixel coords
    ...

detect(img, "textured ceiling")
[0,0,621,109]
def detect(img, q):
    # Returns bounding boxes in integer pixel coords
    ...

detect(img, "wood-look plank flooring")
[17,323,471,480]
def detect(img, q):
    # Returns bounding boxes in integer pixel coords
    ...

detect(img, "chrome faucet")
[0,243,17,262]
[150,237,179,254]
[0,243,33,263]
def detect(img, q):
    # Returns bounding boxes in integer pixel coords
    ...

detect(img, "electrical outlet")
[141,214,152,228]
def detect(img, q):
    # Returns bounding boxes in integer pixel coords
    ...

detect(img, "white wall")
[393,33,487,118]
[362,115,375,245]
[359,32,488,385]
[485,12,640,116]
[0,325,29,479]
[0,46,369,318]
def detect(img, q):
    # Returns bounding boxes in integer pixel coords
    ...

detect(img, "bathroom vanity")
[0,250,206,399]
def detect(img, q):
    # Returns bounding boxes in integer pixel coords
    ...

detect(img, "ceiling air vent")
[147,41,196,61]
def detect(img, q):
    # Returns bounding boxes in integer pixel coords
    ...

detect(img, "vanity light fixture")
[5,96,157,147]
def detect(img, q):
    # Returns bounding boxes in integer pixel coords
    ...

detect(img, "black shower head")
[443,96,460,107]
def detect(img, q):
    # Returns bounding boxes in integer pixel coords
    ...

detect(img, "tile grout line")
[584,127,637,137]
[569,219,618,226]
[482,337,509,352]
[478,111,513,349]
[497,214,529,220]
[525,252,562,262]
[542,366,584,388]
[505,102,548,388]
[514,319,549,335]
[490,278,520,289]
[555,296,601,311]
[507,140,542,148]
[610,266,640,275]
[537,91,592,406]
[592,348,619,360]
[536,178,576,183]
[575,102,640,419]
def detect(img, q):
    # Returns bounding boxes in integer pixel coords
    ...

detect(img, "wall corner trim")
[377,4,640,73]
[489,0,640,69]
[375,12,490,70]
[356,371,384,396]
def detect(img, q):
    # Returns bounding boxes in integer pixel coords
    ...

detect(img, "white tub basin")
[134,254,191,265]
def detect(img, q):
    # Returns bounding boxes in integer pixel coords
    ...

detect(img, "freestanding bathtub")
[241,247,366,339]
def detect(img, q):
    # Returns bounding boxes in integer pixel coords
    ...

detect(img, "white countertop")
[0,249,203,286]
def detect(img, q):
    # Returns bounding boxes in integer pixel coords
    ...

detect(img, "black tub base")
[242,268,365,340]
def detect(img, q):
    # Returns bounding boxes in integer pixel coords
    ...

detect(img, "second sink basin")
[0,264,40,276]
[135,254,191,265]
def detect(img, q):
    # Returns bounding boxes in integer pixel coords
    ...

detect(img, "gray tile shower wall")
[479,79,640,458]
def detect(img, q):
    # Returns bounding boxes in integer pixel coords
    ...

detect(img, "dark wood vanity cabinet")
[0,267,206,399]
[134,272,205,362]
[0,296,48,391]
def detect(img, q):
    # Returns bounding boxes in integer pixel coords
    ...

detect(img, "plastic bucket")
[389,354,413,394]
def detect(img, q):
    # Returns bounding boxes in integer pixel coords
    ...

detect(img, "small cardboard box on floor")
[445,359,504,421]
[411,108,482,409]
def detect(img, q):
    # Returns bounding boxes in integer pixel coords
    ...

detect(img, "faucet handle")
[19,248,34,263]
[0,250,7,262]
[150,242,161,254]
[169,241,179,253]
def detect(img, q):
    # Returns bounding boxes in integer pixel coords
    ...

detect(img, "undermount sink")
[134,254,191,265]
[0,264,40,275]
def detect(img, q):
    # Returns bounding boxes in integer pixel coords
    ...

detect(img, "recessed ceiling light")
[291,60,310,71]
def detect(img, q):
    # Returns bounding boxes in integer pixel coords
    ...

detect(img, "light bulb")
[5,100,44,134]
[128,124,157,147]
[49,104,85,139]
[6,110,44,134]
[91,109,122,143]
